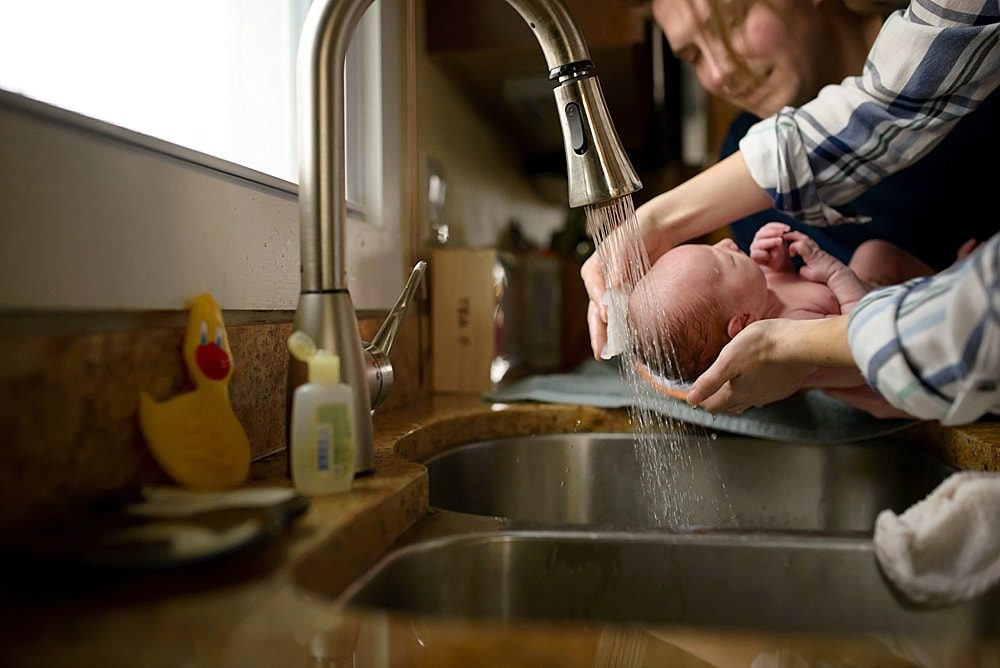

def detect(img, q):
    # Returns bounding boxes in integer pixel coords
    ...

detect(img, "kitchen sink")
[337,530,1000,638]
[324,428,998,660]
[425,433,954,532]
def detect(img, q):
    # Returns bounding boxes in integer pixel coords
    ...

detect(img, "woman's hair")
[657,0,908,96]
[705,0,762,93]
[628,277,730,382]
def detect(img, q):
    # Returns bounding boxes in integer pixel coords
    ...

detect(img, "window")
[0,0,403,310]
[0,1,311,183]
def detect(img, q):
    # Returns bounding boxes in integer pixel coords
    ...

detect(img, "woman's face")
[653,0,825,117]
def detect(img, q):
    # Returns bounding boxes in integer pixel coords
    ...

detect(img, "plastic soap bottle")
[288,331,356,495]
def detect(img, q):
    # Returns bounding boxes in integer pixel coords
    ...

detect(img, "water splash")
[584,195,735,528]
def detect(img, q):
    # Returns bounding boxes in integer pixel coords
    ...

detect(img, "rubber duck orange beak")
[196,342,231,381]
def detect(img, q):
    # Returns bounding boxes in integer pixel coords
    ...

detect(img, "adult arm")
[689,234,1000,424]
[847,232,1000,425]
[740,0,1000,226]
[683,316,914,419]
[685,316,854,414]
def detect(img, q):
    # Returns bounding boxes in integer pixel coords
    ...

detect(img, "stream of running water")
[584,195,735,527]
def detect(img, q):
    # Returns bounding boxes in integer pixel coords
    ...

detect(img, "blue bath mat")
[485,358,918,445]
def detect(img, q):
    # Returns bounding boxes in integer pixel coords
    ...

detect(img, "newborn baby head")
[628,239,768,381]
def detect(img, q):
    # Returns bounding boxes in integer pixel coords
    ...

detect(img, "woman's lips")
[731,68,772,107]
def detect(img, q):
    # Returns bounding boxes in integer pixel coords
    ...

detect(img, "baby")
[628,223,885,381]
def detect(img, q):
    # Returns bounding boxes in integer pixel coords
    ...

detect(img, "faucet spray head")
[551,62,642,208]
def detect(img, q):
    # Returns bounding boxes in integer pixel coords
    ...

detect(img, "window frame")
[0,0,404,312]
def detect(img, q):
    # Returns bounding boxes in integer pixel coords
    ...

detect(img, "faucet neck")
[504,0,591,71]
[297,0,375,293]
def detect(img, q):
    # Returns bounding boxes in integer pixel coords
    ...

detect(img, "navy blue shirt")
[724,91,1000,271]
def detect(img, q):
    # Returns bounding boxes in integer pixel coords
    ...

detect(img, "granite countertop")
[0,397,996,667]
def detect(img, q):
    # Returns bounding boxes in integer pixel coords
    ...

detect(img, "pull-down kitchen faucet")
[292,0,642,475]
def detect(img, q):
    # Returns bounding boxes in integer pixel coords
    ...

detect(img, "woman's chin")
[746,95,782,118]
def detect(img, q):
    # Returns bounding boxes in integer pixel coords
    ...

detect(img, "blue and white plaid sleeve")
[847,232,1000,425]
[740,0,1000,226]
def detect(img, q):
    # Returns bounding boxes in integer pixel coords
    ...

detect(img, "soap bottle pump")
[287,331,356,495]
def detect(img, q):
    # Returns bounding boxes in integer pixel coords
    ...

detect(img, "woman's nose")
[703,45,738,93]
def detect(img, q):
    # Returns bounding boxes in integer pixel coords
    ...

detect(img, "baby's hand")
[784,231,843,283]
[785,231,838,282]
[785,231,868,314]
[957,238,980,261]
[749,222,793,272]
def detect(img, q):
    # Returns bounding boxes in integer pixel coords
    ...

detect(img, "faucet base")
[289,291,375,475]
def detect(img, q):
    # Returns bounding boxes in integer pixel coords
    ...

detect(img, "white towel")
[873,471,1000,605]
[600,289,630,360]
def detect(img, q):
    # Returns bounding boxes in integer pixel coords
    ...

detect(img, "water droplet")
[710,433,718,440]
[559,480,565,487]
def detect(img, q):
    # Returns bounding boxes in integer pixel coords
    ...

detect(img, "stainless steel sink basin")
[426,433,954,532]
[339,531,1000,639]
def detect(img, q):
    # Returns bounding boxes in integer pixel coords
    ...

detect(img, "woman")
[661,0,1000,271]
[583,0,1000,423]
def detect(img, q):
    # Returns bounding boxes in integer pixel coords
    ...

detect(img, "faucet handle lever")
[364,260,427,409]
[369,260,427,357]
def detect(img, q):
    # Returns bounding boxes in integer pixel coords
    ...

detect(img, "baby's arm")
[784,231,868,314]
[749,222,795,273]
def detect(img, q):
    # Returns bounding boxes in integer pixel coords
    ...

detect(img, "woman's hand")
[685,320,815,413]
[580,203,677,360]
[686,316,855,414]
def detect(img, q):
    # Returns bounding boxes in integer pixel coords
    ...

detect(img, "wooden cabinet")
[424,0,683,176]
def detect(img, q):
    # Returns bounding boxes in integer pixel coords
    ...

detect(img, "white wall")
[0,95,406,311]
[0,0,406,312]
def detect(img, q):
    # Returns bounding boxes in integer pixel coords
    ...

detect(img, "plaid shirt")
[848,233,999,424]
[740,0,1000,227]
[741,0,1000,423]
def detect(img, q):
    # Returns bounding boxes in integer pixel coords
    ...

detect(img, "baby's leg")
[848,240,934,288]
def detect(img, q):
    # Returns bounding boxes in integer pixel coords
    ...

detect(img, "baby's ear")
[726,312,757,338]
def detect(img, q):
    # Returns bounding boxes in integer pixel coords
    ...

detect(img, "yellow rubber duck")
[139,293,251,489]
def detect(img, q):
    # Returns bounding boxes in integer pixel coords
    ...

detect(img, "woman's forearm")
[637,152,772,255]
[780,316,854,368]
[686,316,855,412]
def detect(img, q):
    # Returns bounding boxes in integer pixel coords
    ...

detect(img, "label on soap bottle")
[314,403,353,476]
[315,421,332,472]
